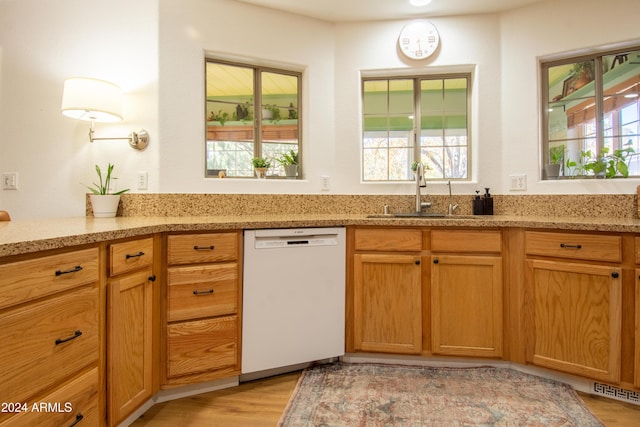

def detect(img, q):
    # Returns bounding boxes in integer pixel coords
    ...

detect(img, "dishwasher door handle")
[287,240,309,245]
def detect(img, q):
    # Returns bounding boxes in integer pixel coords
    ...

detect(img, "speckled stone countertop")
[2,213,640,258]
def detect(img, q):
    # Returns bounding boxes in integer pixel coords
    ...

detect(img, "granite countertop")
[1,214,639,258]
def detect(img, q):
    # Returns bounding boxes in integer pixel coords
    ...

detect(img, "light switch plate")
[509,174,527,191]
[320,175,330,191]
[2,172,18,190]
[137,171,148,190]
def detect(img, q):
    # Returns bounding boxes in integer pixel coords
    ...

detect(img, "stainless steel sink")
[366,213,480,219]
[393,212,446,218]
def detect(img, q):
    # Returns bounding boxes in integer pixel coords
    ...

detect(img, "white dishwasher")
[242,227,346,376]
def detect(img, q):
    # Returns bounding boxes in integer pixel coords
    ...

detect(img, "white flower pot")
[254,167,268,179]
[284,164,298,178]
[90,194,121,218]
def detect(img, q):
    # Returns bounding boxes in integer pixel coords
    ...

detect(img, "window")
[542,48,640,179]
[362,74,470,181]
[205,60,301,178]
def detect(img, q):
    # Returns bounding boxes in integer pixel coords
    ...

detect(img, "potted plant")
[544,145,564,178]
[277,149,299,178]
[261,104,281,123]
[581,145,634,178]
[84,163,129,217]
[570,61,595,91]
[251,157,272,179]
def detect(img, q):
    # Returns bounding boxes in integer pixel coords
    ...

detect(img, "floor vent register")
[593,382,640,405]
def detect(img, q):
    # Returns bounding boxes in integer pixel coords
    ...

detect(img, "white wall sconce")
[61,77,149,150]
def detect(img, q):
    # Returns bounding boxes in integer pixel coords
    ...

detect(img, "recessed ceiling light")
[410,0,433,7]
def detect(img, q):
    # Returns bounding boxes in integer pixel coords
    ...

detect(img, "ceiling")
[232,0,548,22]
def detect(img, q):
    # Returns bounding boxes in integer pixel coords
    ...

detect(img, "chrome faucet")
[415,163,431,213]
[447,180,459,216]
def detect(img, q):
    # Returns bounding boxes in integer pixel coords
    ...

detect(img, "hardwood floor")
[131,373,298,427]
[132,371,640,426]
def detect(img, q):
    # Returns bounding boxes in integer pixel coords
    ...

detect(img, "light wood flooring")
[132,371,640,426]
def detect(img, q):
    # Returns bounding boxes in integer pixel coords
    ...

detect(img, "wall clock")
[398,20,440,60]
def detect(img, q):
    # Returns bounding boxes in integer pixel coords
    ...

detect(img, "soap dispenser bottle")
[473,191,484,215]
[483,188,494,215]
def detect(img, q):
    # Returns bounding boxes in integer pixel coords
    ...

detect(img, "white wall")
[333,15,502,197]
[500,0,640,194]
[158,0,335,194]
[0,0,158,219]
[2,0,640,219]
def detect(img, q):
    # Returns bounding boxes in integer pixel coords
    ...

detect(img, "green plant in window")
[565,156,578,176]
[214,110,229,126]
[263,104,281,123]
[277,149,298,166]
[251,157,272,169]
[582,144,634,178]
[549,145,565,165]
[570,61,595,83]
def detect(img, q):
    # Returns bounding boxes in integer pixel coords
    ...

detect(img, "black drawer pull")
[68,413,84,427]
[415,259,421,265]
[125,251,145,259]
[55,330,82,345]
[193,289,214,296]
[612,272,619,279]
[55,266,83,276]
[148,275,157,282]
[560,243,582,249]
[194,245,215,251]
[433,258,439,264]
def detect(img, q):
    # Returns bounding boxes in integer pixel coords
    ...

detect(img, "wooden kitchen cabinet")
[430,230,503,358]
[352,229,422,354]
[0,247,101,427]
[107,237,156,426]
[525,231,622,383]
[164,232,242,386]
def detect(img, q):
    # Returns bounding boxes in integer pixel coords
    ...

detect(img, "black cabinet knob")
[433,259,439,264]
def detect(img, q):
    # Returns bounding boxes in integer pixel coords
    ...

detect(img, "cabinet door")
[431,255,503,357]
[353,254,422,354]
[108,268,154,426]
[526,260,621,383]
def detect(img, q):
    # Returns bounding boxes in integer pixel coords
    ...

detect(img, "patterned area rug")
[278,363,604,426]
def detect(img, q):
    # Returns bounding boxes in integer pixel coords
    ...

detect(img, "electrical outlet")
[137,171,148,190]
[2,172,18,190]
[509,174,527,191]
[320,175,330,191]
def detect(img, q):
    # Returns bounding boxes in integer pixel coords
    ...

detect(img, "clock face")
[398,21,440,60]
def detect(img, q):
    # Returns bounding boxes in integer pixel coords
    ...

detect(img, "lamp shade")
[61,77,123,122]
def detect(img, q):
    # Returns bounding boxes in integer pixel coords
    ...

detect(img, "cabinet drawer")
[431,230,502,253]
[167,264,238,322]
[109,237,154,276]
[167,315,238,378]
[0,247,98,310]
[525,231,621,262]
[168,233,238,265]
[635,237,640,264]
[0,285,99,408]
[1,368,99,427]
[354,229,422,252]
